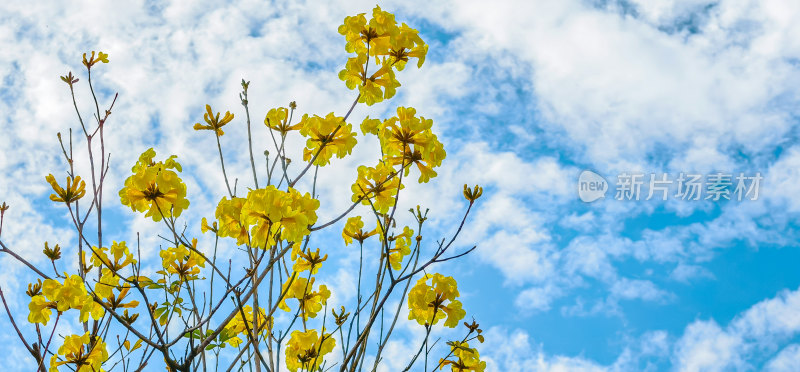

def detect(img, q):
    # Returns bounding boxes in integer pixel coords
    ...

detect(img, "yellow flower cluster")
[90,240,136,272]
[366,106,446,183]
[240,186,320,248]
[223,305,273,348]
[265,106,301,134]
[45,174,86,204]
[342,215,378,245]
[284,329,335,372]
[49,332,108,372]
[439,341,486,372]
[28,274,104,325]
[292,248,328,275]
[278,276,330,321]
[119,148,189,222]
[386,225,413,270]
[212,196,249,245]
[351,162,403,214]
[338,6,428,105]
[158,238,205,281]
[193,104,234,136]
[298,112,358,166]
[407,273,465,328]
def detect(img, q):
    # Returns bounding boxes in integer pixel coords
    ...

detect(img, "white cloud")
[765,344,800,372]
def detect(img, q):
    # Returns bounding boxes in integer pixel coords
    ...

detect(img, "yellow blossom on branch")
[158,238,205,281]
[82,51,109,69]
[407,273,466,328]
[342,215,378,245]
[240,186,320,248]
[223,305,273,348]
[298,112,358,166]
[278,276,330,321]
[45,174,86,204]
[379,106,446,183]
[49,332,108,372]
[385,225,413,270]
[284,329,335,372]
[264,106,301,134]
[351,162,403,214]
[439,341,487,372]
[119,148,189,222]
[193,104,234,136]
[214,196,248,245]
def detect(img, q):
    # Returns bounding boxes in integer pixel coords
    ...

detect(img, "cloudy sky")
[2,0,800,371]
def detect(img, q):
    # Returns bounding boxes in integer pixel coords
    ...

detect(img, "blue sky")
[2,0,800,371]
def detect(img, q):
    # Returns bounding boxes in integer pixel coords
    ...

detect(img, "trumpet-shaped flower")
[223,305,273,348]
[265,107,301,134]
[46,174,86,203]
[439,341,486,372]
[240,186,319,248]
[193,104,234,136]
[351,162,403,214]
[278,276,330,321]
[27,295,52,324]
[49,332,108,372]
[298,113,358,166]
[407,273,466,328]
[158,239,205,281]
[369,106,446,183]
[284,329,335,372]
[119,149,189,222]
[215,197,249,245]
[342,216,378,245]
[385,226,413,270]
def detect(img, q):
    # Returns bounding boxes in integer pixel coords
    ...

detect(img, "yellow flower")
[284,329,335,372]
[339,54,367,90]
[94,268,120,300]
[385,23,428,71]
[119,149,189,222]
[407,273,466,328]
[298,113,358,166]
[360,116,382,135]
[376,107,446,183]
[31,275,104,325]
[223,305,273,348]
[50,332,108,372]
[338,6,427,103]
[338,55,401,106]
[265,107,301,134]
[342,216,378,245]
[45,174,86,203]
[27,295,52,324]
[292,248,328,274]
[45,274,87,312]
[351,162,403,214]
[193,104,234,136]
[200,217,218,234]
[78,294,105,323]
[215,197,249,245]
[82,51,109,69]
[158,239,205,281]
[91,241,136,272]
[385,226,413,270]
[360,59,401,105]
[241,186,319,248]
[439,341,486,372]
[278,276,330,321]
